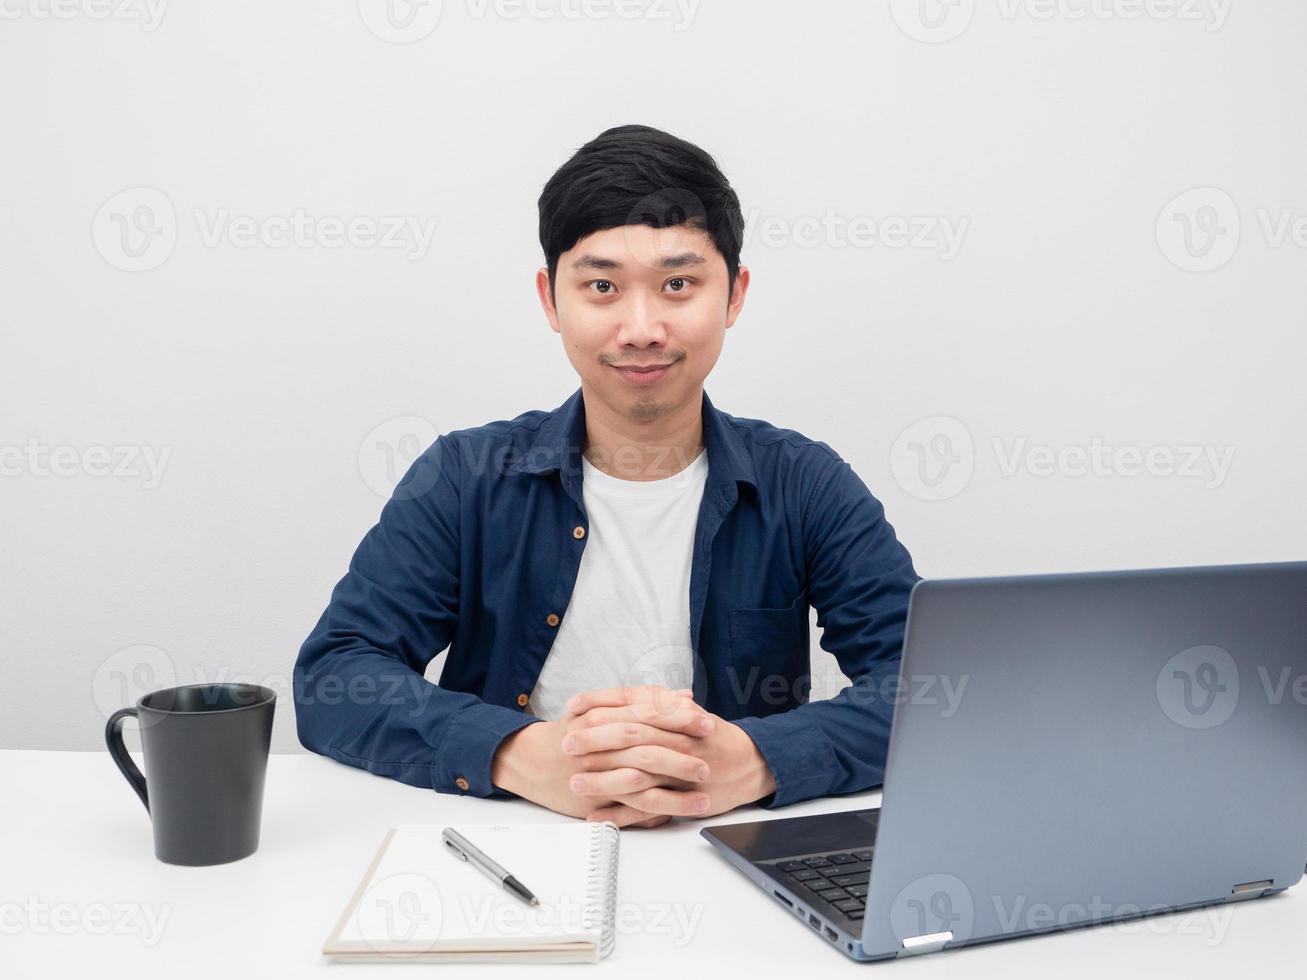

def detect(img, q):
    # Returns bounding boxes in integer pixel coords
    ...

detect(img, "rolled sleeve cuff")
[432,701,540,798]
[734,710,840,809]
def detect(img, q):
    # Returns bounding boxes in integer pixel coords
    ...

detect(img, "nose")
[614,290,669,349]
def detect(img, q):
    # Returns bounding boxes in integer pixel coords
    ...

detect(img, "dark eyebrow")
[571,251,707,273]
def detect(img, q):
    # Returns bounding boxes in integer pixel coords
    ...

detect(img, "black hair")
[538,124,744,303]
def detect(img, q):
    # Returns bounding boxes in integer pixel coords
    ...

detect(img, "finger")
[577,705,711,736]
[569,767,659,798]
[609,786,712,817]
[562,721,701,757]
[567,685,694,715]
[628,697,716,734]
[577,745,709,783]
[632,814,672,828]
[578,701,715,737]
[586,805,671,829]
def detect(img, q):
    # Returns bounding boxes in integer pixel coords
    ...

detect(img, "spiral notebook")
[322,823,621,963]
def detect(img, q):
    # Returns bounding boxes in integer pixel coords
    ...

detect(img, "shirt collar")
[508,386,759,498]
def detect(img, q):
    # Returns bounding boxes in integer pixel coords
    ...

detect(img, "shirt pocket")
[724,592,809,717]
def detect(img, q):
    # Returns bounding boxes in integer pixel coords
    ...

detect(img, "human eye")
[664,276,696,293]
[585,279,617,296]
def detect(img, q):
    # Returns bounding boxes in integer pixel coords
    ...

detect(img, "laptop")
[702,560,1307,960]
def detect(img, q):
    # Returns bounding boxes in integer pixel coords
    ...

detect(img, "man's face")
[538,222,748,423]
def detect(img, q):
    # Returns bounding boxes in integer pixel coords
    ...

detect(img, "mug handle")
[105,707,149,812]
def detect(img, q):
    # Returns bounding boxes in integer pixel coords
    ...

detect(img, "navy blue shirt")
[293,388,920,808]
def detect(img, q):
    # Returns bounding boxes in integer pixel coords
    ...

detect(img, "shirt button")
[516,693,529,707]
[546,613,560,627]
[572,526,586,539]
[454,776,470,791]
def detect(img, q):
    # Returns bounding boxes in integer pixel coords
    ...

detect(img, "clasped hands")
[490,685,776,829]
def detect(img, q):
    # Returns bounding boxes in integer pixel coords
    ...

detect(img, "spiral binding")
[582,821,622,959]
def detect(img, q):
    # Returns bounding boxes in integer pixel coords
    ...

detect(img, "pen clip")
[443,838,469,862]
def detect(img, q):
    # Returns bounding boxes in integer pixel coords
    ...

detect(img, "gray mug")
[105,683,275,865]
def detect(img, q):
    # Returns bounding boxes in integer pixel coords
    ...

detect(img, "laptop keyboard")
[770,849,874,920]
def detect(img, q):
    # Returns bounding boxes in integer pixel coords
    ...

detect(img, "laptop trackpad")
[704,808,879,862]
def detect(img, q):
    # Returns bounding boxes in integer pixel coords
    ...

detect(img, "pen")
[441,828,540,906]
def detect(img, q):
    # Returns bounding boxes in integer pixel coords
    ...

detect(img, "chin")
[625,397,668,422]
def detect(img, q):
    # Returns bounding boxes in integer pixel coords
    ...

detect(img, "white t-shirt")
[525,447,709,720]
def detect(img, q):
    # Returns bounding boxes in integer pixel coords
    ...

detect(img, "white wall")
[3,1,1303,752]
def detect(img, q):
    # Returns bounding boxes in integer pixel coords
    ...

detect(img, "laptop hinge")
[1227,879,1274,902]
[899,930,953,956]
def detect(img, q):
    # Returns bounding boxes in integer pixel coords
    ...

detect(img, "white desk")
[3,750,1298,977]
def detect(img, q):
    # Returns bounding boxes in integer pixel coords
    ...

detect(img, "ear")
[536,267,561,334]
[724,265,750,329]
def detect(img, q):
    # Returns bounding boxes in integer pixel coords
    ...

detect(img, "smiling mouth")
[611,361,677,385]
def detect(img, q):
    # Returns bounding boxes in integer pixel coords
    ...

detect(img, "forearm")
[291,432,538,796]
[718,719,778,807]
[770,442,918,808]
[490,719,621,818]
[490,722,544,798]
[734,666,897,808]
[294,637,536,796]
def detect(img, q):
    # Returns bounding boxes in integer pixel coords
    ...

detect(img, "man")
[293,124,920,829]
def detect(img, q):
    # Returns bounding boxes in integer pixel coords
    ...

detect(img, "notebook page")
[333,823,605,952]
